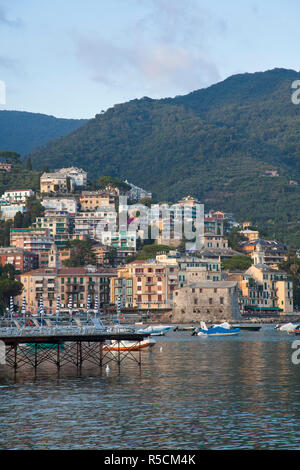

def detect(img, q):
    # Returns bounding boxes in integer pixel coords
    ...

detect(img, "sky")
[0,0,300,119]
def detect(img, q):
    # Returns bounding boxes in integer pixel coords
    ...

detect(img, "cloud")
[0,5,23,28]
[0,55,17,71]
[73,0,223,96]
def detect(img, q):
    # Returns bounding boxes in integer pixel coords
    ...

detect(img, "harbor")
[1,324,300,450]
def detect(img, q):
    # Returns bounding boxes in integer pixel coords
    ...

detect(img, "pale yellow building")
[111,259,178,310]
[40,172,74,194]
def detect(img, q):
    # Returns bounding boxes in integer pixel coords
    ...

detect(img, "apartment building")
[74,208,117,239]
[111,259,178,310]
[41,197,78,215]
[0,203,26,221]
[33,210,73,246]
[156,253,222,287]
[0,247,38,272]
[101,230,137,250]
[79,191,117,211]
[2,189,34,203]
[17,265,117,313]
[228,264,294,314]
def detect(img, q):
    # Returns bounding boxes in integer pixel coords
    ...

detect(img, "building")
[41,197,78,215]
[101,230,138,250]
[239,239,288,267]
[74,208,117,239]
[92,245,135,266]
[10,228,52,248]
[38,247,71,269]
[54,167,87,187]
[111,259,178,310]
[79,191,117,211]
[0,161,12,172]
[40,172,74,194]
[33,210,73,246]
[2,189,34,203]
[125,181,152,201]
[17,265,117,313]
[239,229,259,241]
[243,264,293,314]
[156,252,223,287]
[0,203,27,221]
[172,281,242,323]
[0,247,38,272]
[202,232,228,250]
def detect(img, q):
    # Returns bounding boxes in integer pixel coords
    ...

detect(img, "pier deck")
[0,332,150,372]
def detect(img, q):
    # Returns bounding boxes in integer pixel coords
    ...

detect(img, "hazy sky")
[0,0,299,118]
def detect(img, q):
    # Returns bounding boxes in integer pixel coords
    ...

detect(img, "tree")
[63,240,96,267]
[26,157,32,170]
[222,255,253,271]
[0,265,23,313]
[0,150,20,164]
[97,176,131,193]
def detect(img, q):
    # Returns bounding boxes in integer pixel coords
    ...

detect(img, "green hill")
[0,110,88,156]
[24,68,300,246]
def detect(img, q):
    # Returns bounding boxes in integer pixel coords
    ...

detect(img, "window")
[209,298,213,305]
[220,297,224,304]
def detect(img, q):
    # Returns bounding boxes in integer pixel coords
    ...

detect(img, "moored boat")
[195,321,240,337]
[232,324,261,331]
[103,337,156,351]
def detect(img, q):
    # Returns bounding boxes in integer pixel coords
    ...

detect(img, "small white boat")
[103,337,156,351]
[137,325,173,336]
[275,322,298,333]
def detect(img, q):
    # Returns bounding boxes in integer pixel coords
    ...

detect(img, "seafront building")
[228,264,294,314]
[17,264,116,313]
[111,259,178,310]
[172,281,241,323]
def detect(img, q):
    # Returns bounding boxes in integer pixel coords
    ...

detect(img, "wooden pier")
[0,332,150,372]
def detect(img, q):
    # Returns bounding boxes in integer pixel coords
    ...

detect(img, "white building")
[101,230,138,249]
[74,208,117,239]
[0,204,27,220]
[124,180,152,201]
[2,189,34,203]
[41,197,78,215]
[55,167,87,187]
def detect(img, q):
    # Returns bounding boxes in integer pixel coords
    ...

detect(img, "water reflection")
[1,327,300,449]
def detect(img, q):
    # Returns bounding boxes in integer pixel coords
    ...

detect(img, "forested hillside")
[17,69,300,245]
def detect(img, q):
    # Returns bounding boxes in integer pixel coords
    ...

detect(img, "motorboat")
[103,337,156,351]
[275,322,298,333]
[136,324,173,336]
[194,321,240,337]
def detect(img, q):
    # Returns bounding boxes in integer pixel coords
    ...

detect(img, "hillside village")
[0,160,297,323]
